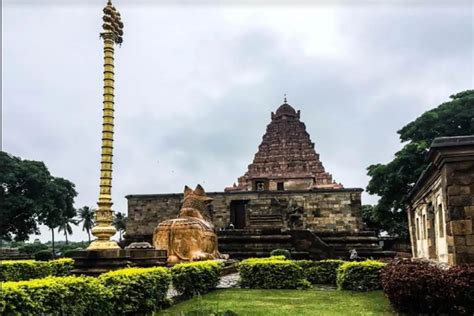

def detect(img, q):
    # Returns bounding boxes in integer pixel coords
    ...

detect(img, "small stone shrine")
[407,135,474,265]
[126,100,395,259]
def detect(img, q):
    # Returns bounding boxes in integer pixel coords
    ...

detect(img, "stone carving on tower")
[153,185,223,263]
[226,98,343,192]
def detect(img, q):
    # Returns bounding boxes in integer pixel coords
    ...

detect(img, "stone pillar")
[445,161,474,264]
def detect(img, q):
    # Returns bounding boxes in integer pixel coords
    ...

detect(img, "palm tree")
[58,214,78,245]
[113,212,127,242]
[78,206,95,243]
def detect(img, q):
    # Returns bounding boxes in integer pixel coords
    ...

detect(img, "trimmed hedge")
[0,258,74,282]
[270,249,291,259]
[1,266,171,315]
[99,266,171,314]
[239,257,310,289]
[171,260,223,298]
[0,276,112,315]
[336,260,385,291]
[381,260,474,315]
[34,250,53,261]
[300,259,346,285]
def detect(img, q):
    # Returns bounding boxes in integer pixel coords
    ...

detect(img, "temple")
[126,100,395,259]
[226,99,342,192]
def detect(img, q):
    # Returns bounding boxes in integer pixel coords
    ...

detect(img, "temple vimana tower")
[226,99,342,192]
[126,100,394,259]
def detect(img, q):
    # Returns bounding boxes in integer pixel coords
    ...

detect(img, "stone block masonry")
[408,136,474,265]
[126,188,363,244]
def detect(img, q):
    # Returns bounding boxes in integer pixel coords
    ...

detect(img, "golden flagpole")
[88,0,124,250]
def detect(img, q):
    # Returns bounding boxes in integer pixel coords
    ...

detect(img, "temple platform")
[217,229,396,260]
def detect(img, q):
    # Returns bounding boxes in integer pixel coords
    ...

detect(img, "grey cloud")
[3,2,472,242]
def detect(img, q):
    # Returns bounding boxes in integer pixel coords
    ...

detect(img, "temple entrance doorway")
[230,200,248,229]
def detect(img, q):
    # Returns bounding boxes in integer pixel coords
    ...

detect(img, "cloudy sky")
[3,0,472,242]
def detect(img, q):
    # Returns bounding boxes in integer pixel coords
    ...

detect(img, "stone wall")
[126,188,363,243]
[445,160,474,264]
[408,136,474,265]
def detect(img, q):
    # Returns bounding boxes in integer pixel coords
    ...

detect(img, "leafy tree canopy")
[365,90,474,236]
[0,152,77,241]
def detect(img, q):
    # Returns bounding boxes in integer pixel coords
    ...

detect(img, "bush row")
[336,260,385,291]
[382,260,474,315]
[240,257,385,291]
[0,258,74,282]
[0,266,171,315]
[171,260,223,298]
[296,259,346,285]
[239,257,310,289]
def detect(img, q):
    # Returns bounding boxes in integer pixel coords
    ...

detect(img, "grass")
[158,288,395,316]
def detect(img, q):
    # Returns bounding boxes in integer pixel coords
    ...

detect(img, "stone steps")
[248,215,284,228]
[218,235,292,242]
[218,228,283,235]
[316,231,377,237]
[321,236,380,243]
[225,251,309,259]
[217,229,396,260]
[219,243,293,251]
[320,233,396,259]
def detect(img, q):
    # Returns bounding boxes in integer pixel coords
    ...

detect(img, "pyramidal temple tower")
[226,99,342,192]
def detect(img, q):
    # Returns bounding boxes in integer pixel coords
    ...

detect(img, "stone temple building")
[407,136,474,265]
[126,100,393,259]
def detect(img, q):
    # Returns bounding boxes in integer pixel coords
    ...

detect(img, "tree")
[0,152,77,242]
[58,210,78,245]
[1,153,50,241]
[78,206,95,243]
[39,177,77,256]
[366,90,474,236]
[113,212,127,242]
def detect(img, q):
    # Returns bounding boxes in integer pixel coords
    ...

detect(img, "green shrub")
[34,250,53,261]
[49,258,74,276]
[0,258,74,282]
[99,266,171,314]
[302,259,346,285]
[0,276,112,315]
[62,249,79,258]
[18,243,48,255]
[270,249,291,259]
[171,260,223,298]
[239,257,310,289]
[336,260,385,291]
[0,260,50,282]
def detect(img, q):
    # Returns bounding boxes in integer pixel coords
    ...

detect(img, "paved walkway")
[167,272,240,299]
[216,272,239,289]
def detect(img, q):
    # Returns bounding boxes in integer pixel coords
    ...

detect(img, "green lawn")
[158,288,395,316]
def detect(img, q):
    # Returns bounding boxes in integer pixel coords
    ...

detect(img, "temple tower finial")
[284,93,287,104]
[88,0,125,250]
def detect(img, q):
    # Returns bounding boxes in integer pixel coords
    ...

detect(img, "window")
[256,181,265,191]
[438,204,445,238]
[422,214,427,239]
[416,218,420,240]
[277,182,284,191]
